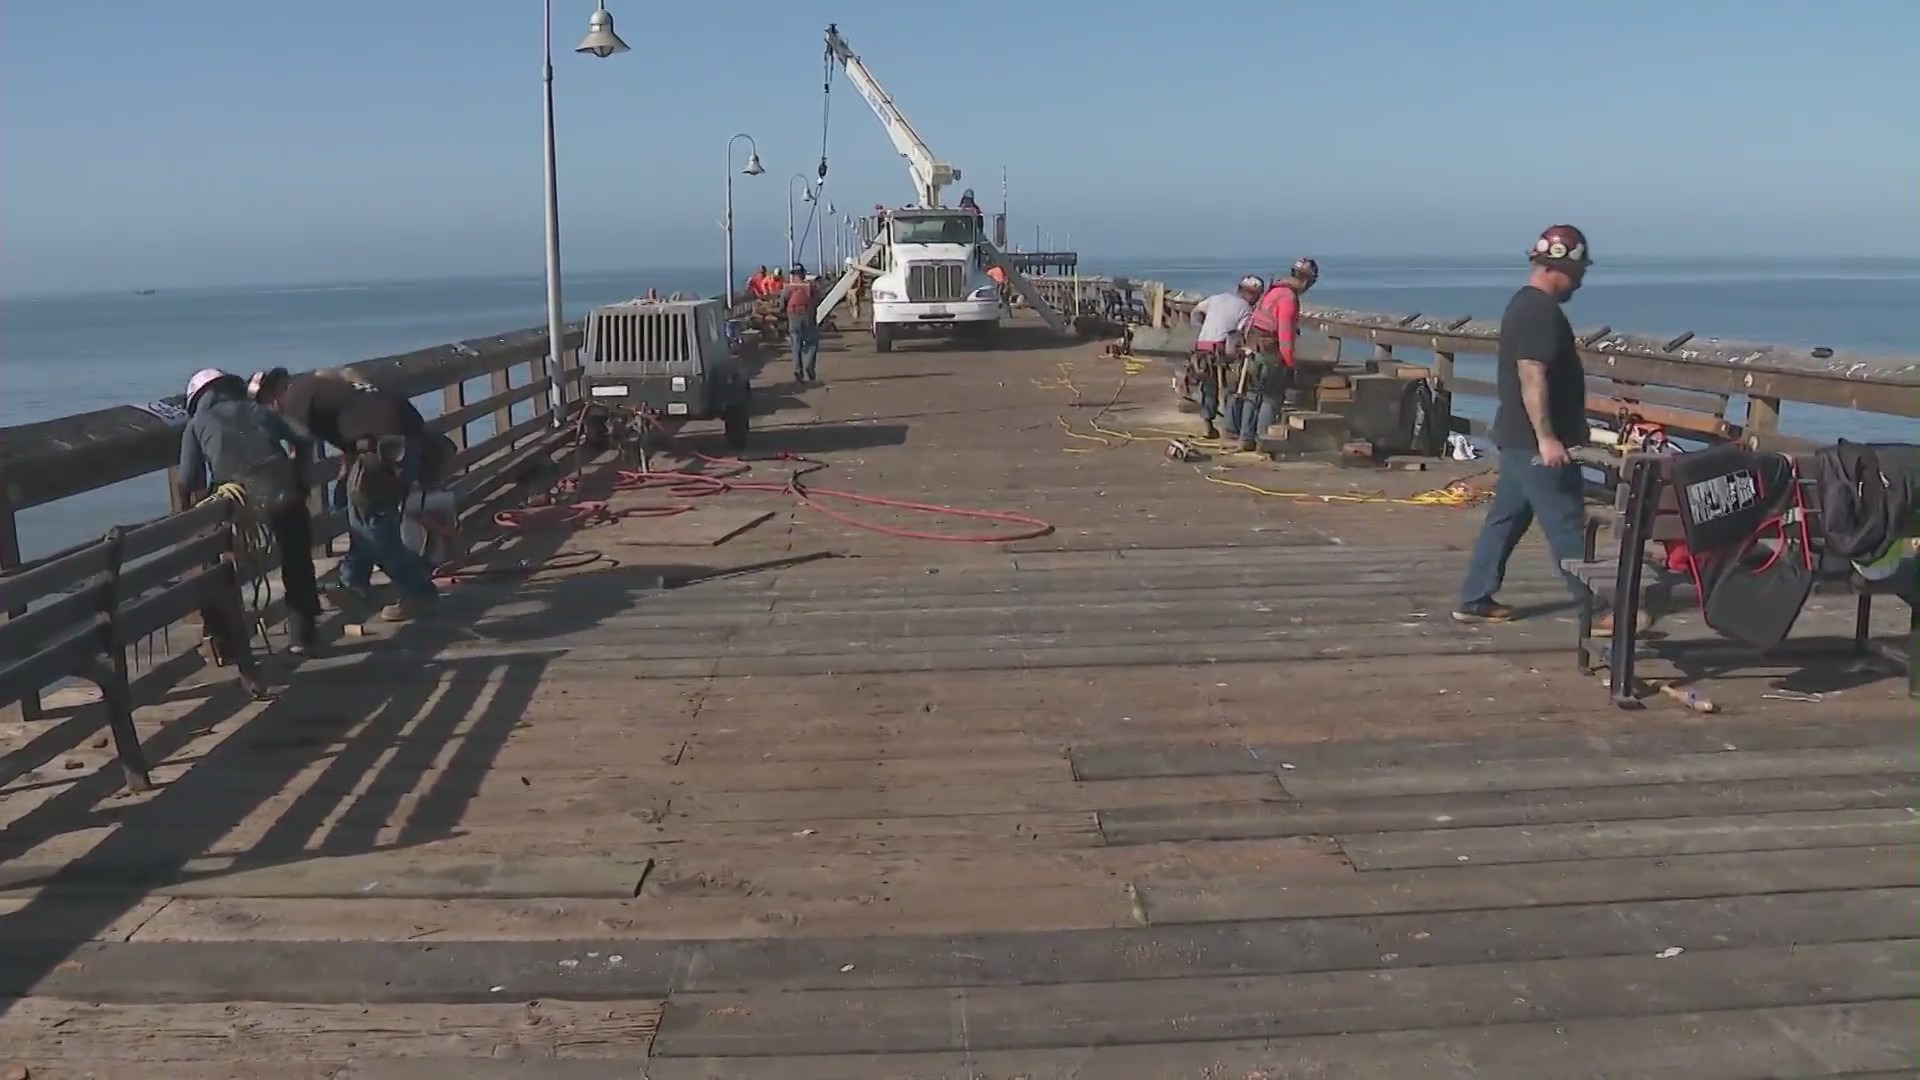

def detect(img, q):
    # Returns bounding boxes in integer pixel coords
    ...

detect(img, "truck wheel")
[873,325,894,353]
[723,399,750,450]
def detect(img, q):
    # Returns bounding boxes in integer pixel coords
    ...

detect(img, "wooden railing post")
[1149,283,1166,329]
[442,380,469,452]
[558,345,581,410]
[1746,394,1783,448]
[1433,350,1455,390]
[488,366,514,448]
[0,490,40,720]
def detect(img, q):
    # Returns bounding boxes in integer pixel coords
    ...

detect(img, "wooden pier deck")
[2,320,1915,1078]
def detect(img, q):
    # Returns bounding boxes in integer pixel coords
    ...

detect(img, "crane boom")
[824,24,960,208]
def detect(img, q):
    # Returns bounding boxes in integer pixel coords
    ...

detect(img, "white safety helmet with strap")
[185,367,232,410]
[1237,275,1265,297]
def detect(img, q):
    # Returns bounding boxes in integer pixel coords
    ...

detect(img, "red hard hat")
[1529,224,1592,267]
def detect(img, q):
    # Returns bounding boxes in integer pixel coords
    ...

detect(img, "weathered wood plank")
[0,998,663,1060]
[1100,774,1920,845]
[671,775,1285,821]
[1337,808,1920,870]
[649,940,1913,1056]
[1138,845,1919,924]
[1276,746,1920,800]
[18,890,1907,1003]
[127,883,1143,942]
[642,1001,1920,1080]
[0,853,657,900]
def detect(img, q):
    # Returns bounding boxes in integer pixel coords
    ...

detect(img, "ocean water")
[2,257,1915,559]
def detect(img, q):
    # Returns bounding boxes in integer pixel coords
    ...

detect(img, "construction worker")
[784,264,822,383]
[177,368,322,654]
[985,262,1010,313]
[746,266,768,298]
[1236,257,1319,452]
[1454,224,1639,635]
[251,367,440,622]
[1188,275,1263,441]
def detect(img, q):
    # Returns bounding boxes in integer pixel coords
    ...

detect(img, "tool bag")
[1669,446,1815,650]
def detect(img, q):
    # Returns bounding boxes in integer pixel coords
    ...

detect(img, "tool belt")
[345,435,412,518]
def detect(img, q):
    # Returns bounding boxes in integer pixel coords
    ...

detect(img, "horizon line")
[5,251,1918,301]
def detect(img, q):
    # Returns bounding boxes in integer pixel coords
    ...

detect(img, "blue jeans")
[789,317,820,378]
[1198,377,1230,432]
[340,452,438,600]
[1459,447,1589,606]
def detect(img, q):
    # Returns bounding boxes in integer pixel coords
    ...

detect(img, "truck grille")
[584,309,694,370]
[906,261,967,302]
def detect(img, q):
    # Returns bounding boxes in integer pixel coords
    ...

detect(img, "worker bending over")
[1236,258,1319,452]
[177,368,322,655]
[1188,275,1263,441]
[252,367,442,623]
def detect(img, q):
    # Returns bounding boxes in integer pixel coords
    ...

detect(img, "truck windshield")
[891,215,979,244]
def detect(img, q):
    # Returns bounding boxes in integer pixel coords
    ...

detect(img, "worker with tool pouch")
[784,264,822,383]
[1452,224,1635,637]
[1188,275,1264,441]
[251,367,441,623]
[1237,258,1319,452]
[177,367,322,655]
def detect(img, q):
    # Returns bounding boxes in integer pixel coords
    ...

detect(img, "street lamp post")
[786,174,815,269]
[724,134,764,307]
[542,0,628,423]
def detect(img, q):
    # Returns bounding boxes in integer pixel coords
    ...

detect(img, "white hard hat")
[1238,275,1265,293]
[185,367,230,405]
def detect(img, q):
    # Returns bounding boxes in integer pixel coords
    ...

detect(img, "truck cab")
[866,208,1002,353]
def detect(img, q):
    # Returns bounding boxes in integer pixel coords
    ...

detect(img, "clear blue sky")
[2,0,1915,294]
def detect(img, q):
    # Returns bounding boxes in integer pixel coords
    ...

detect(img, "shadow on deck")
[2,315,1914,1078]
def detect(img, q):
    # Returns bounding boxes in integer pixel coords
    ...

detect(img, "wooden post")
[442,381,469,451]
[1327,335,1343,364]
[1746,394,1783,448]
[1149,282,1166,329]
[0,491,39,720]
[1432,350,1455,390]
[488,366,514,449]
[558,346,581,410]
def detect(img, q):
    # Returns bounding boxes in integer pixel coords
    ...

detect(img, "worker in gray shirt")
[177,367,321,654]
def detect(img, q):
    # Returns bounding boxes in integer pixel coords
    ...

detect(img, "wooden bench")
[0,500,267,790]
[1562,448,1917,706]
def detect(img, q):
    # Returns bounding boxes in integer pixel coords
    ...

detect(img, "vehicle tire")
[722,399,750,450]
[873,324,894,353]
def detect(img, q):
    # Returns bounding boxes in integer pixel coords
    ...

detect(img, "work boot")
[1450,600,1516,624]
[286,613,318,657]
[1203,421,1219,441]
[380,594,438,623]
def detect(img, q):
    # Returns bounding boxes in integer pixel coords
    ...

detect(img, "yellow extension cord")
[197,481,278,644]
[1038,353,1492,510]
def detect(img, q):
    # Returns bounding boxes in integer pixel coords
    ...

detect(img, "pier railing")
[1028,276,1920,452]
[0,291,763,724]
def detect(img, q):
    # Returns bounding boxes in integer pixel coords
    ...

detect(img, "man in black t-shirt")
[1454,224,1622,631]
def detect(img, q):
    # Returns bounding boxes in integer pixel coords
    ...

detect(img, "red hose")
[430,420,1053,585]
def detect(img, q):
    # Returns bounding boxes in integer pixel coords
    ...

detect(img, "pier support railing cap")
[575,4,629,57]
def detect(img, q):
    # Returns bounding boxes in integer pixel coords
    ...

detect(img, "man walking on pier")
[1454,224,1626,634]
[1188,275,1263,440]
[784,264,822,383]
[1237,259,1319,451]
